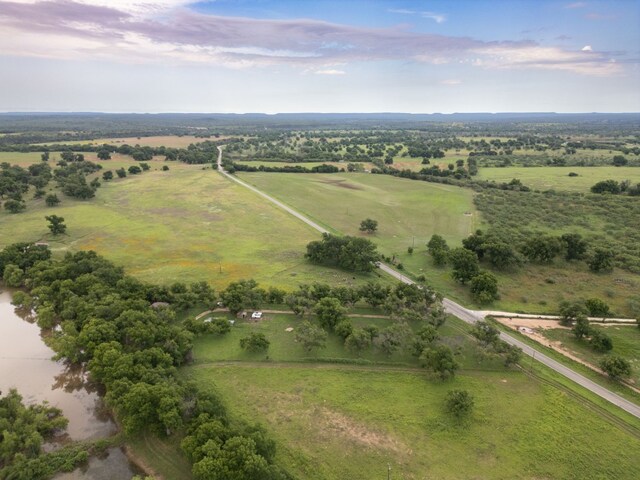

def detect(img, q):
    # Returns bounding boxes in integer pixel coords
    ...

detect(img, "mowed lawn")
[477,166,640,192]
[0,162,383,289]
[236,172,477,264]
[183,364,640,480]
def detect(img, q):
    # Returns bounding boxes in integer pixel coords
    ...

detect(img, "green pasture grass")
[0,151,44,166]
[0,164,385,289]
[477,166,640,192]
[191,313,501,369]
[542,324,640,384]
[31,135,216,148]
[236,172,477,256]
[182,363,640,480]
[126,431,193,480]
[234,160,365,169]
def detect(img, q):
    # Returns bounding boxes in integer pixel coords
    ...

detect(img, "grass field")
[236,172,477,257]
[183,364,640,480]
[32,135,216,148]
[542,325,640,384]
[477,166,640,192]
[0,162,385,289]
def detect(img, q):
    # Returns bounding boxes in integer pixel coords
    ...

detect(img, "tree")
[239,332,270,353]
[599,355,631,380]
[427,234,449,266]
[45,193,60,206]
[305,233,379,272]
[559,300,589,326]
[102,170,113,181]
[445,389,474,419]
[334,319,354,340]
[585,298,610,317]
[470,320,500,347]
[420,344,459,380]
[3,263,24,287]
[45,215,66,235]
[41,151,50,162]
[3,199,25,213]
[462,230,485,259]
[162,165,170,171]
[483,238,520,270]
[220,279,264,315]
[97,149,112,160]
[374,322,412,356]
[358,282,390,308]
[128,165,142,175]
[140,162,151,171]
[116,168,127,178]
[591,180,621,194]
[359,218,378,234]
[469,272,499,304]
[561,233,588,261]
[295,320,327,352]
[612,155,628,167]
[412,324,440,356]
[572,316,590,340]
[449,247,479,284]
[313,297,346,331]
[589,330,613,352]
[588,248,614,273]
[521,235,562,263]
[345,328,372,353]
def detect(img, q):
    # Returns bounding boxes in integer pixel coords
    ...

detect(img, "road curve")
[215,147,640,419]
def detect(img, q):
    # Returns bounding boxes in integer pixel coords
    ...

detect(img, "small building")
[251,311,263,319]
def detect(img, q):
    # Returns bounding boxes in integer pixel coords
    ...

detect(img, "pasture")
[0,161,383,289]
[477,166,640,192]
[236,172,477,256]
[32,135,214,148]
[542,324,640,384]
[183,363,640,480]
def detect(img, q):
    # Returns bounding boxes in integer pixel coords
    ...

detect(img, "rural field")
[184,364,640,480]
[0,160,384,289]
[32,134,216,148]
[236,170,639,316]
[477,166,640,192]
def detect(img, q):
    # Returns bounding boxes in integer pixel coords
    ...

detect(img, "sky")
[0,0,638,113]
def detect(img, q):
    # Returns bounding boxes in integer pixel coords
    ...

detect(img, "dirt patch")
[316,178,363,190]
[315,407,410,455]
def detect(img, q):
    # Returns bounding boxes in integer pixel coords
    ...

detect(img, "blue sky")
[0,0,638,113]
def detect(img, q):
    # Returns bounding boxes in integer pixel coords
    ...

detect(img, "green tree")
[97,149,111,160]
[102,170,113,181]
[449,247,480,284]
[359,218,378,234]
[239,332,270,353]
[45,215,66,235]
[374,322,412,356]
[295,320,327,352]
[588,248,614,273]
[3,263,24,287]
[469,271,499,304]
[470,320,500,347]
[589,330,613,352]
[585,298,610,317]
[420,344,459,380]
[445,389,474,419]
[4,199,26,213]
[116,168,127,178]
[220,279,264,315]
[599,355,632,380]
[572,316,591,340]
[561,233,588,261]
[45,193,60,206]
[521,235,562,263]
[344,328,373,354]
[128,165,142,175]
[559,300,589,326]
[591,180,621,194]
[612,155,628,166]
[313,297,346,330]
[427,234,449,266]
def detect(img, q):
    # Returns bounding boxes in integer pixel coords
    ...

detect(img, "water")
[0,289,141,478]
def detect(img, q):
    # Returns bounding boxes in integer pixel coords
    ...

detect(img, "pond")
[0,289,142,479]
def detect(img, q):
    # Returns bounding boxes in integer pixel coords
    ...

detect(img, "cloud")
[315,69,346,75]
[564,2,586,8]
[0,0,626,76]
[581,45,592,51]
[440,79,462,85]
[388,8,447,23]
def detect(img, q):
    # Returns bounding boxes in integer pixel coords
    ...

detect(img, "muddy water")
[0,289,141,478]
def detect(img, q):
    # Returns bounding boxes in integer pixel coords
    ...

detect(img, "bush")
[239,332,270,352]
[599,355,632,380]
[445,389,474,418]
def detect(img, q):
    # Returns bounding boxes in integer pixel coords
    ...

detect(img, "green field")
[236,172,477,256]
[0,162,384,289]
[477,166,640,192]
[183,364,640,480]
[542,325,640,384]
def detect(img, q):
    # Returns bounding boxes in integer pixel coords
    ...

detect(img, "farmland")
[477,166,640,192]
[0,159,383,289]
